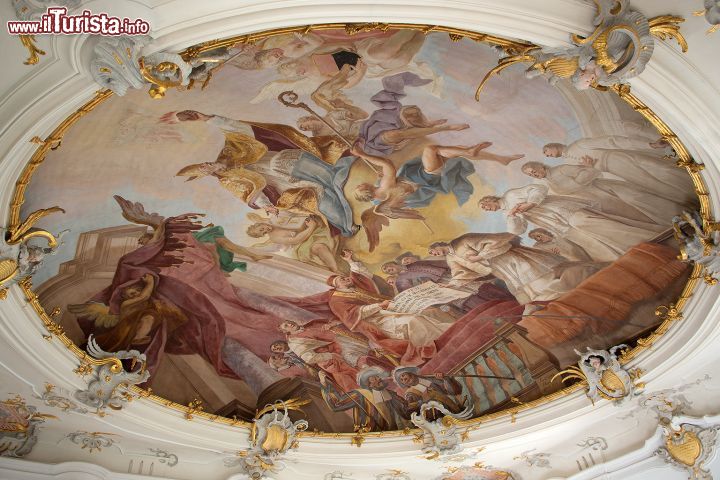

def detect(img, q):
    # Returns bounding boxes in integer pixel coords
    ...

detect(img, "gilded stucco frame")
[8,23,709,439]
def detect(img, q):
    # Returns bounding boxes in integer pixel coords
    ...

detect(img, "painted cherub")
[673,211,720,278]
[246,213,342,272]
[16,229,68,277]
[351,140,523,251]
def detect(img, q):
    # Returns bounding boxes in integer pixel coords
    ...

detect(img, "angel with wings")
[66,196,211,352]
[67,196,343,377]
[350,140,520,251]
[68,272,188,352]
[249,29,433,105]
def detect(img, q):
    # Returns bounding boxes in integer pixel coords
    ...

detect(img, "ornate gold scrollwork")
[351,424,370,447]
[1,207,65,298]
[19,35,46,65]
[344,23,390,35]
[592,25,640,73]
[648,16,689,51]
[30,136,62,151]
[655,303,682,321]
[73,357,95,377]
[138,57,185,99]
[185,398,204,420]
[475,3,688,101]
[474,52,537,100]
[675,157,704,173]
[6,207,64,248]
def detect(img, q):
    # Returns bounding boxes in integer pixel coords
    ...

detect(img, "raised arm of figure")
[350,142,397,192]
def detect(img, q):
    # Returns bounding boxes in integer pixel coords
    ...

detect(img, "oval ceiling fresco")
[18,26,698,434]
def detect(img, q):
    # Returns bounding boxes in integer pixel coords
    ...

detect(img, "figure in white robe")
[428,232,599,304]
[479,184,666,262]
[528,227,593,262]
[543,135,696,206]
[522,162,685,225]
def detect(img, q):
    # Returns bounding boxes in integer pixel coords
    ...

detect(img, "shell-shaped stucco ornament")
[239,399,309,479]
[74,336,149,414]
[90,36,152,96]
[410,400,473,459]
[476,0,686,99]
[553,345,643,404]
[672,211,720,283]
[656,421,719,479]
[0,240,21,295]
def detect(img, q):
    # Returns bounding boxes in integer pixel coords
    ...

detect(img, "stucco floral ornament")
[225,399,309,479]
[553,345,644,404]
[91,36,152,96]
[91,36,240,98]
[0,395,56,457]
[411,400,473,459]
[64,431,118,453]
[0,207,66,300]
[74,335,150,415]
[476,0,687,99]
[12,0,83,64]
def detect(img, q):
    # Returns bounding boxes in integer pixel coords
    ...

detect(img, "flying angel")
[350,140,523,251]
[360,189,427,253]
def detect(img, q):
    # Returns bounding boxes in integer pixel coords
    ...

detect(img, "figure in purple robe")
[358,72,470,156]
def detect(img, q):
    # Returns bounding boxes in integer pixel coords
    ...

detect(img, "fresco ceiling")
[10,25,703,435]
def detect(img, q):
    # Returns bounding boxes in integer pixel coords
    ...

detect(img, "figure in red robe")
[280,319,363,392]
[69,197,333,381]
[324,273,445,366]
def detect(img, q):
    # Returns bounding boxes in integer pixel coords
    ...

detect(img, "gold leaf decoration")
[648,16,688,52]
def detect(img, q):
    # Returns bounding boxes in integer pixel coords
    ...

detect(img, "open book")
[388,281,473,314]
